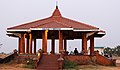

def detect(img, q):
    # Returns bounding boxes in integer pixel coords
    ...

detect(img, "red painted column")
[18,38,21,54]
[42,31,44,53]
[90,36,94,55]
[26,34,29,54]
[20,33,25,54]
[82,33,88,55]
[30,33,32,54]
[34,38,36,54]
[59,30,63,53]
[51,36,55,54]
[64,39,67,51]
[42,30,48,53]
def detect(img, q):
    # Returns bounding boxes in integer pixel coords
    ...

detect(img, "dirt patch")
[76,65,120,70]
[0,54,10,59]
[0,63,34,70]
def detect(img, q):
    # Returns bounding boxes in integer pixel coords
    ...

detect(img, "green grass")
[63,59,77,69]
[22,59,35,69]
[22,64,34,69]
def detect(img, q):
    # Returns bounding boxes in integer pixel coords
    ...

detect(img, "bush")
[63,59,77,69]
[23,59,34,69]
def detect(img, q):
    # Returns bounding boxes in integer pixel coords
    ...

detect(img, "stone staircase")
[96,54,115,65]
[37,54,59,70]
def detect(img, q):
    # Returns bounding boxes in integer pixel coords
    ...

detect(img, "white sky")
[0,0,120,53]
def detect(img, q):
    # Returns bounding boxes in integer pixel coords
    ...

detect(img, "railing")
[65,55,94,65]
[16,54,37,64]
[0,52,17,63]
[64,52,116,66]
[33,49,43,68]
[96,53,115,65]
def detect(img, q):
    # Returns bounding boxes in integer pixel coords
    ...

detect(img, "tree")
[104,45,120,56]
[116,45,120,56]
[104,47,112,55]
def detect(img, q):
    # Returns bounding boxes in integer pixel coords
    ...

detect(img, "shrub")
[23,59,34,69]
[63,59,77,69]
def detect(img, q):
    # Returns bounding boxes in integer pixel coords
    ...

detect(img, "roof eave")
[73,29,99,32]
[7,29,31,32]
[95,31,106,38]
[30,28,73,30]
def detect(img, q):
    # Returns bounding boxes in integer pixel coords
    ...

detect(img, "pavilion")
[7,6,105,56]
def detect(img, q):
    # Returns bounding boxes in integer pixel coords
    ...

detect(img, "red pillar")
[30,33,32,54]
[82,33,88,55]
[34,38,36,54]
[20,33,25,54]
[42,30,48,53]
[90,36,94,55]
[42,31,44,53]
[64,39,67,51]
[18,38,21,54]
[59,30,63,53]
[26,34,29,54]
[51,36,55,54]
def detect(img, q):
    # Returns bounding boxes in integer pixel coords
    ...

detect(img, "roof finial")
[56,1,58,9]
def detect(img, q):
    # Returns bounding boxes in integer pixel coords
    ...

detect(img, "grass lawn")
[0,59,34,70]
[64,65,120,70]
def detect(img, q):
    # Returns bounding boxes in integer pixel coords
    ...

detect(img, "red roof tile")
[7,6,99,31]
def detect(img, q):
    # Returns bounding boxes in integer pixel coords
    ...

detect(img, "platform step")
[37,54,59,70]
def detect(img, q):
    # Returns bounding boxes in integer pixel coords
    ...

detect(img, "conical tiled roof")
[7,6,100,31]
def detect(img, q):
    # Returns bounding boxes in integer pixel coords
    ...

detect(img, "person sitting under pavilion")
[74,48,79,55]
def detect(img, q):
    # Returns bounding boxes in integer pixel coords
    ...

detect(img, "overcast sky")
[0,0,120,53]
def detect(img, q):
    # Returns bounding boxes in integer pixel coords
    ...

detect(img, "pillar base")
[84,53,88,55]
[83,50,88,55]
[19,53,25,54]
[43,53,48,55]
[25,53,29,54]
[90,52,95,56]
[59,50,65,54]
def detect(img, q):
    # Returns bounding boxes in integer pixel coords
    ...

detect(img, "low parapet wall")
[16,54,37,63]
[65,55,96,65]
[65,54,115,66]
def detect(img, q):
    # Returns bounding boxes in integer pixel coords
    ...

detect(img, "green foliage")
[104,45,120,56]
[116,45,120,56]
[23,64,34,69]
[27,59,34,65]
[104,47,112,55]
[23,59,34,69]
[63,59,77,69]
